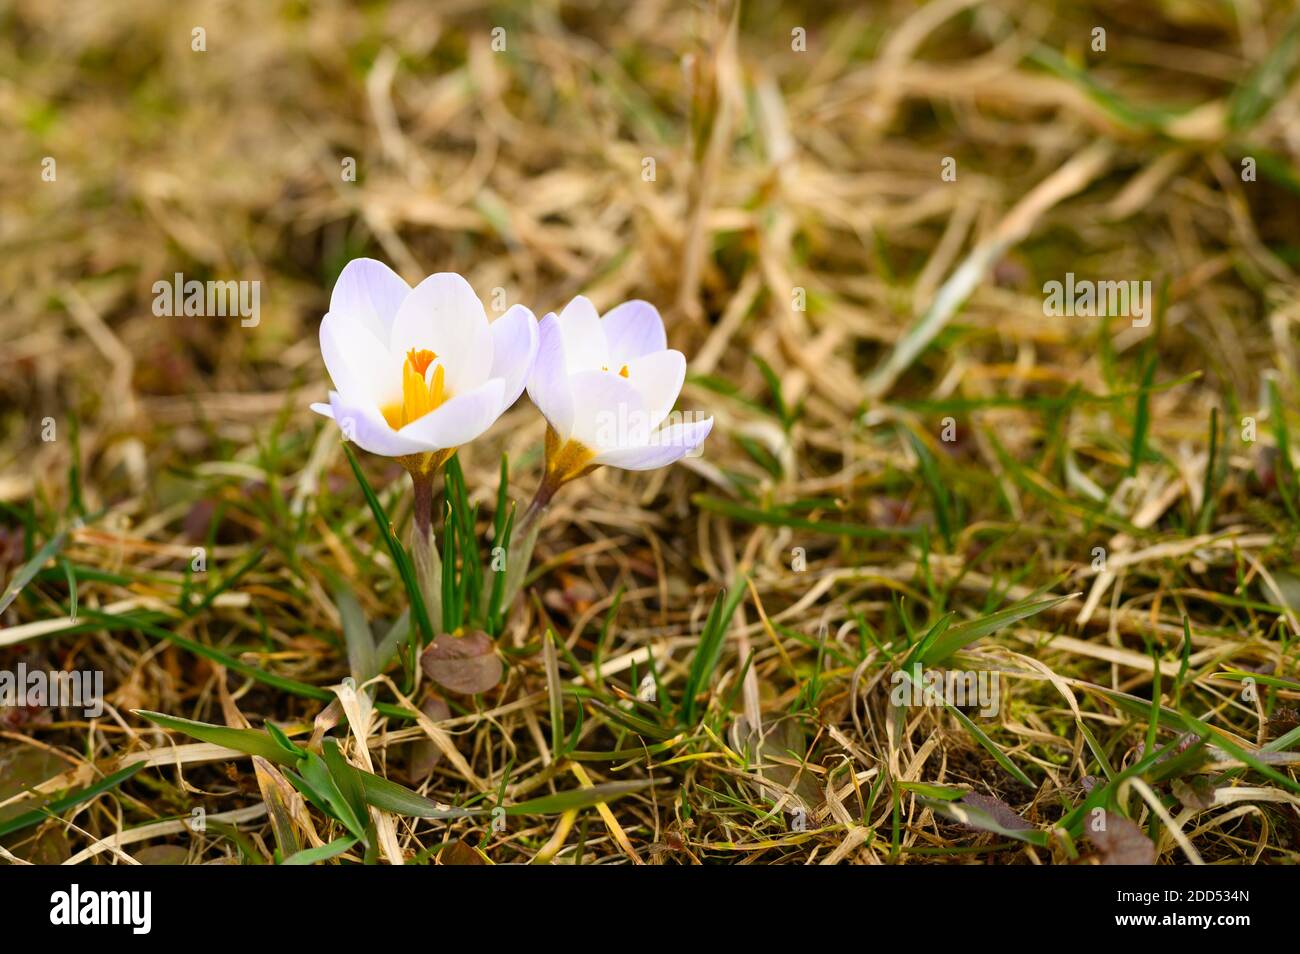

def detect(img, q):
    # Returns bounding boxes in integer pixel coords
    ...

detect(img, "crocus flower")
[489,295,711,606]
[525,295,712,498]
[311,259,539,478]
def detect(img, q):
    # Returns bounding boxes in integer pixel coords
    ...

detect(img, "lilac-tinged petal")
[624,349,685,430]
[602,300,667,365]
[330,258,411,342]
[595,417,714,471]
[398,378,507,450]
[321,310,401,407]
[310,401,335,419]
[568,370,650,454]
[554,296,608,372]
[389,273,493,397]
[489,304,539,409]
[526,312,575,439]
[328,393,431,457]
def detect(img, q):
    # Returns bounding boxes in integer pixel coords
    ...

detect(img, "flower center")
[602,364,630,378]
[381,348,448,429]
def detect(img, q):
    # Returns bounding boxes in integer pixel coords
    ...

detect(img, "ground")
[1,0,1299,865]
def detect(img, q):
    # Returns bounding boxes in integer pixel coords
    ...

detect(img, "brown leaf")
[1086,812,1156,865]
[1266,707,1300,740]
[1171,777,1214,812]
[404,695,452,781]
[957,792,1032,832]
[135,844,190,865]
[733,716,824,814]
[420,631,502,695]
[439,839,488,865]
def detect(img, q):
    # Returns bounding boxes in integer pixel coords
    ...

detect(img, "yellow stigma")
[602,364,629,378]
[381,349,448,429]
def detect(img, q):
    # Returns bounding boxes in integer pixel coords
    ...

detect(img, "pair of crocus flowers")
[312,259,712,511]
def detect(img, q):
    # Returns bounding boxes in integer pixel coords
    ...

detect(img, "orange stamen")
[382,349,449,429]
[406,348,438,376]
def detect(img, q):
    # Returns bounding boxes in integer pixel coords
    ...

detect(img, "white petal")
[624,349,685,430]
[328,393,430,457]
[595,417,714,471]
[389,273,493,397]
[321,310,401,407]
[526,312,575,439]
[602,300,666,365]
[568,370,649,454]
[398,378,508,449]
[554,296,608,372]
[330,258,411,342]
[310,401,335,419]
[489,304,539,409]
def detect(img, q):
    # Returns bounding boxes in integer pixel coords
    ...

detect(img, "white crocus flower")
[525,295,712,496]
[311,259,539,478]
[493,294,712,605]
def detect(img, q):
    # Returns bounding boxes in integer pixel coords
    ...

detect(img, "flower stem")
[502,478,556,607]
[409,470,443,635]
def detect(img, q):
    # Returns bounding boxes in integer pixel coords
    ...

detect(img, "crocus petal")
[489,304,539,410]
[389,273,493,397]
[310,400,335,418]
[624,349,685,430]
[397,378,508,450]
[568,370,650,453]
[526,312,575,440]
[594,417,714,471]
[321,310,402,408]
[330,258,411,342]
[328,393,432,457]
[554,296,608,372]
[602,300,667,366]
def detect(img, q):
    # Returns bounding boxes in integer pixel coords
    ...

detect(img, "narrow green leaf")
[334,586,376,684]
[1228,10,1300,130]
[922,594,1073,665]
[322,738,370,835]
[301,751,368,842]
[905,429,954,549]
[1129,352,1157,477]
[135,710,299,766]
[0,528,67,616]
[0,761,144,839]
[282,836,358,865]
[506,779,663,815]
[341,443,434,643]
[680,577,746,724]
[357,771,477,819]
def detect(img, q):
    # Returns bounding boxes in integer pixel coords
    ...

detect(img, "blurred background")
[2,0,1296,503]
[2,0,1299,864]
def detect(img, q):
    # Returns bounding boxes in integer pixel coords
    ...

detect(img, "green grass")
[0,0,1298,866]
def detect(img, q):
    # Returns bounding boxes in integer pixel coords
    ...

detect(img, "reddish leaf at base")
[420,631,503,695]
[1087,812,1156,865]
